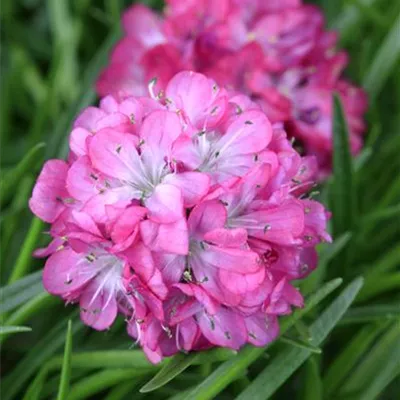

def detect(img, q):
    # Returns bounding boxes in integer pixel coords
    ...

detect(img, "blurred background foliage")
[1,0,399,399]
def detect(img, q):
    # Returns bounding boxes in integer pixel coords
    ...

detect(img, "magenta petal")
[163,172,210,208]
[153,253,186,284]
[140,218,189,255]
[122,4,165,48]
[33,237,65,258]
[204,228,248,247]
[218,267,265,294]
[178,318,199,351]
[109,206,147,247]
[73,107,106,130]
[139,110,182,161]
[89,128,140,181]
[248,200,305,245]
[245,313,279,346]
[70,128,91,157]
[198,307,247,349]
[202,246,260,273]
[80,282,118,330]
[43,248,95,295]
[124,242,168,300]
[218,110,272,156]
[29,160,69,223]
[145,183,184,223]
[188,201,227,238]
[165,71,226,128]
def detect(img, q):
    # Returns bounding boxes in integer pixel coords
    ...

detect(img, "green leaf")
[1,315,82,400]
[363,11,400,100]
[104,381,138,400]
[301,234,351,295]
[0,325,32,335]
[280,278,343,332]
[279,336,322,354]
[359,351,400,400]
[180,278,343,400]
[340,303,400,324]
[301,356,322,400]
[48,350,158,370]
[357,273,400,302]
[0,272,44,314]
[233,278,364,400]
[361,204,400,224]
[1,293,57,344]
[140,353,199,393]
[323,323,390,396]
[330,94,356,237]
[46,348,235,371]
[56,320,73,400]
[339,323,400,395]
[362,243,400,281]
[0,142,45,206]
[332,0,378,44]
[67,369,151,400]
[46,27,121,160]
[7,217,45,283]
[0,270,42,299]
[22,366,50,400]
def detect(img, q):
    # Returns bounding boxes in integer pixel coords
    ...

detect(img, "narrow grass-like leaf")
[67,369,151,400]
[0,142,45,206]
[104,381,139,400]
[233,278,364,400]
[354,147,373,172]
[339,323,400,395]
[332,0,377,43]
[0,270,42,298]
[47,27,121,160]
[323,323,390,396]
[279,336,322,354]
[280,278,343,332]
[363,11,400,100]
[22,366,50,400]
[1,293,57,343]
[47,348,235,371]
[140,353,199,393]
[0,325,32,335]
[319,233,352,266]
[0,280,44,314]
[301,356,322,400]
[56,320,73,400]
[7,217,45,283]
[1,314,82,400]
[180,278,343,400]
[330,94,355,237]
[357,273,400,302]
[340,303,400,324]
[362,204,400,223]
[362,243,400,280]
[48,350,158,370]
[359,351,400,400]
[301,235,350,295]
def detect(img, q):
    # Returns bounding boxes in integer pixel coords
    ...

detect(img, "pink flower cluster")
[97,0,367,176]
[30,71,330,363]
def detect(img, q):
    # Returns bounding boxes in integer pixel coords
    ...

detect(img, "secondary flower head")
[96,0,367,176]
[31,71,330,363]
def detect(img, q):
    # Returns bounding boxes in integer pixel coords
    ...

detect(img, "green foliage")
[56,320,73,400]
[1,0,399,399]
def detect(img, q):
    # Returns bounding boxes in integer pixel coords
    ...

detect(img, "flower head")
[96,1,367,175]
[31,71,330,362]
